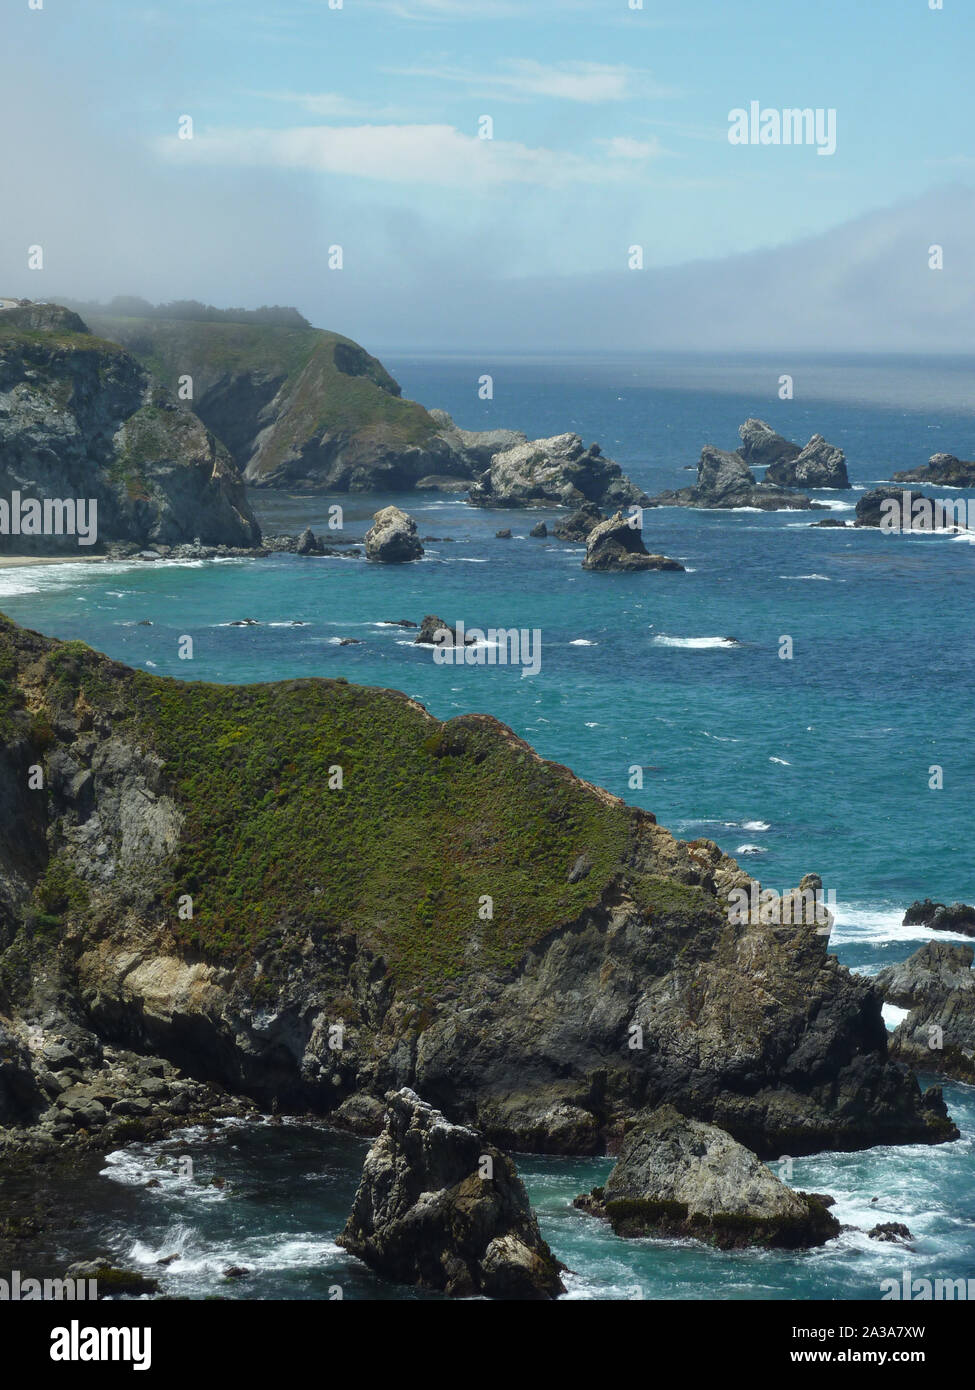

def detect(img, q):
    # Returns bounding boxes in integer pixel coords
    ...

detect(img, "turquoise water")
[5,352,975,1298]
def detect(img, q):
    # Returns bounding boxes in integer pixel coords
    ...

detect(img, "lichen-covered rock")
[0,303,260,553]
[364,506,423,562]
[582,510,684,572]
[468,434,646,510]
[577,1105,840,1249]
[337,1088,564,1299]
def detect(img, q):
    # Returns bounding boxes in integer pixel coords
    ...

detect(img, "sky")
[2,0,973,351]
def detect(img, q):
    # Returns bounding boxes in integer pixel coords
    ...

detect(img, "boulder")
[413,615,476,647]
[528,521,547,538]
[468,434,646,510]
[575,1105,840,1249]
[854,488,964,530]
[364,507,423,563]
[737,418,801,468]
[337,1088,564,1299]
[582,511,685,572]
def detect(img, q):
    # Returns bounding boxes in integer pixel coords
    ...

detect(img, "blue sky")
[3,0,973,349]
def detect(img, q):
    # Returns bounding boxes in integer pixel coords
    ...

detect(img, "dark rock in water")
[413,614,476,647]
[364,506,423,563]
[137,620,153,626]
[903,899,975,936]
[65,1261,159,1298]
[468,434,647,510]
[582,510,685,572]
[892,452,975,487]
[338,638,362,646]
[854,487,965,530]
[529,521,548,538]
[331,1091,386,1136]
[876,942,975,1083]
[553,502,604,541]
[811,518,849,527]
[766,434,849,490]
[648,445,823,511]
[383,619,418,628]
[495,529,512,539]
[229,618,260,627]
[296,527,320,555]
[223,1266,249,1279]
[575,1105,840,1249]
[738,418,801,468]
[869,1222,913,1244]
[337,1088,565,1299]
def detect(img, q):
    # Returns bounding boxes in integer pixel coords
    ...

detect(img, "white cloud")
[248,90,403,120]
[156,121,666,188]
[387,58,675,103]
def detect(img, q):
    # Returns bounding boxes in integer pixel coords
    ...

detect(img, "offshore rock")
[364,507,423,563]
[902,899,975,937]
[468,435,647,510]
[766,434,849,490]
[553,502,605,541]
[876,942,975,1083]
[892,453,975,487]
[582,510,685,572]
[648,446,822,511]
[337,1088,564,1299]
[575,1105,840,1249]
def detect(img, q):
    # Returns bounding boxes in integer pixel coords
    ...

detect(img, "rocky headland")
[0,614,957,1167]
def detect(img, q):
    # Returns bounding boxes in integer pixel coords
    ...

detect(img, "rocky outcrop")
[854,488,966,530]
[648,446,823,512]
[0,615,958,1161]
[575,1105,840,1249]
[412,614,475,646]
[766,434,849,490]
[468,435,647,510]
[364,507,423,563]
[426,410,526,472]
[553,503,604,541]
[0,303,261,553]
[903,899,975,937]
[892,453,975,487]
[337,1088,564,1299]
[876,942,975,1083]
[582,511,685,572]
[738,419,801,468]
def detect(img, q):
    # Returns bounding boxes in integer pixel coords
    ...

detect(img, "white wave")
[882,1003,911,1031]
[769,756,791,765]
[702,730,739,742]
[736,843,767,855]
[653,635,738,649]
[821,500,855,511]
[741,820,770,831]
[831,903,975,947]
[584,721,600,728]
[570,639,597,646]
[779,574,837,581]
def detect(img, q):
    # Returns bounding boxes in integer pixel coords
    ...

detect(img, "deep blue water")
[4,352,975,1299]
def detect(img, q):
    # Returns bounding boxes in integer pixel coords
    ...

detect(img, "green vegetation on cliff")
[1,616,633,988]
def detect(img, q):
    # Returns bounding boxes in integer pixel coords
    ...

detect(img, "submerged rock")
[575,1105,840,1249]
[468,434,646,510]
[337,1088,565,1299]
[582,510,685,572]
[364,506,423,563]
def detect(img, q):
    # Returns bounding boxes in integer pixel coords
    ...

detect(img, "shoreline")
[0,554,106,570]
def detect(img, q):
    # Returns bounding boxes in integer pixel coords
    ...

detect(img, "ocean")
[3,350,975,1300]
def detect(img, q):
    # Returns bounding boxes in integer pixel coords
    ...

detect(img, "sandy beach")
[0,555,106,569]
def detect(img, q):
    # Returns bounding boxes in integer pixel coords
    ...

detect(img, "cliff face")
[0,305,260,552]
[0,616,955,1157]
[86,314,456,492]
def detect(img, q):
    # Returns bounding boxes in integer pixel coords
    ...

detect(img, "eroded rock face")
[582,510,685,572]
[649,446,822,512]
[364,507,423,562]
[876,942,975,1082]
[902,899,975,937]
[0,303,261,552]
[738,419,801,468]
[337,1088,564,1299]
[468,435,647,510]
[576,1105,840,1249]
[553,503,605,541]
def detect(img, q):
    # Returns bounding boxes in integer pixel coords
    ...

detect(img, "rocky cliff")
[0,615,956,1160]
[0,304,260,552]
